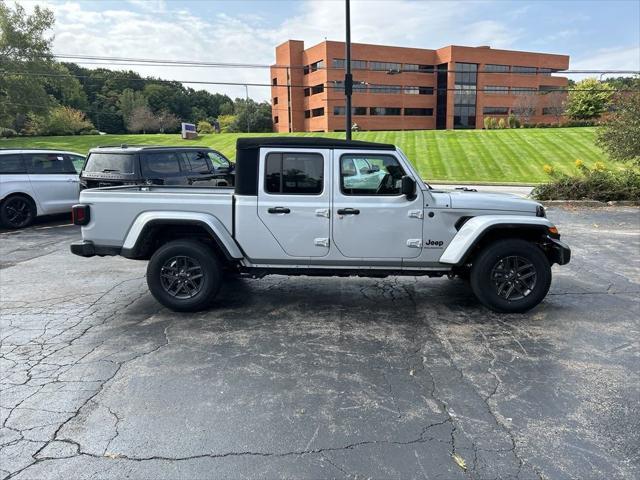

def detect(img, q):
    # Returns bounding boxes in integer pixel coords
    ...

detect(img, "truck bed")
[78,185,235,248]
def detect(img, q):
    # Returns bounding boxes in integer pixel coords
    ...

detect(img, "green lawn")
[0,128,610,184]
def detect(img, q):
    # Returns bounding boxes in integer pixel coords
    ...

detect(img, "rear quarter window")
[84,153,135,174]
[0,154,27,174]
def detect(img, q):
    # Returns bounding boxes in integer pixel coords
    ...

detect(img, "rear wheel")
[147,240,222,312]
[0,195,36,229]
[470,239,551,313]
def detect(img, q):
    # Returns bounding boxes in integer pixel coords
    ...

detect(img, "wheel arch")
[121,212,243,262]
[440,215,556,266]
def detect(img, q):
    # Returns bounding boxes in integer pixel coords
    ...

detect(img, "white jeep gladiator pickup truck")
[71,137,570,313]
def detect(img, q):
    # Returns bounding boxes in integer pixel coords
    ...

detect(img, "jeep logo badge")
[425,239,444,248]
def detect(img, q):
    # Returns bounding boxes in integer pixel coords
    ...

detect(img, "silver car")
[0,149,85,228]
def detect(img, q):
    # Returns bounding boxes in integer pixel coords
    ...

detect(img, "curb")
[541,200,640,207]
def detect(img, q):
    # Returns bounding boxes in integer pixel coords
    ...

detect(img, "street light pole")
[345,0,352,140]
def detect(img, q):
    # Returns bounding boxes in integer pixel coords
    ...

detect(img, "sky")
[22,0,640,101]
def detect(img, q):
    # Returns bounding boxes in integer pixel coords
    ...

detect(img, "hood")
[443,189,541,213]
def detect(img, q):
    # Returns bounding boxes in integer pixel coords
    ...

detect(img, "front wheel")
[147,240,222,312]
[470,239,551,313]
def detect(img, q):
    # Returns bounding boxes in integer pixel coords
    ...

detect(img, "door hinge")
[406,239,422,248]
[315,208,330,218]
[408,210,424,219]
[315,238,330,248]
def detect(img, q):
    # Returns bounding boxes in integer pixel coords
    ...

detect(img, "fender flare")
[121,211,244,260]
[439,215,554,265]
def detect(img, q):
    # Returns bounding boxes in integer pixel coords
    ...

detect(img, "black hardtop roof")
[236,137,396,151]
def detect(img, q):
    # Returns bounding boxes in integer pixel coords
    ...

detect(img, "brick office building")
[270,40,569,132]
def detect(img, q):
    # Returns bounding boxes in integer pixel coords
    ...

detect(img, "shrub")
[0,127,17,138]
[498,118,506,129]
[483,116,492,130]
[532,161,640,202]
[508,114,517,129]
[561,119,597,128]
[217,114,236,133]
[79,129,100,135]
[24,106,95,136]
[490,117,498,129]
[197,120,214,134]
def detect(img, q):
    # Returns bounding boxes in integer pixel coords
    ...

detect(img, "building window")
[333,106,368,116]
[484,85,509,94]
[454,63,478,129]
[404,108,433,116]
[370,107,401,116]
[332,59,366,69]
[303,65,310,75]
[265,152,323,195]
[540,85,564,93]
[304,110,311,118]
[369,61,401,72]
[369,84,402,94]
[304,60,324,75]
[512,87,538,95]
[273,97,278,105]
[512,66,537,75]
[304,88,310,97]
[311,107,324,117]
[538,68,556,76]
[404,86,433,95]
[272,78,278,85]
[273,116,279,123]
[484,64,510,73]
[483,107,509,115]
[311,84,324,95]
[403,64,434,73]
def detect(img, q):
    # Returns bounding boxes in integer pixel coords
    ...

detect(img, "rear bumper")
[546,237,571,265]
[70,241,121,258]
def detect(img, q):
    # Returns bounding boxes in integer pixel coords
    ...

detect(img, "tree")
[197,120,214,134]
[0,1,56,129]
[512,94,538,125]
[565,78,615,120]
[156,110,180,133]
[128,105,159,134]
[232,98,272,133]
[118,88,148,131]
[596,90,640,164]
[543,91,566,123]
[217,114,236,133]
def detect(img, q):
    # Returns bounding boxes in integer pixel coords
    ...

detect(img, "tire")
[0,195,36,229]
[470,239,551,313]
[146,240,222,312]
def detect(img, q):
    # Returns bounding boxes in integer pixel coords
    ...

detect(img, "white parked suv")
[0,149,85,228]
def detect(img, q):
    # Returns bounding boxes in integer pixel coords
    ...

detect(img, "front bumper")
[70,241,121,258]
[546,237,571,265]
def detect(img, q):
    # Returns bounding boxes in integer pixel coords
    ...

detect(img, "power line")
[47,52,640,75]
[3,70,639,93]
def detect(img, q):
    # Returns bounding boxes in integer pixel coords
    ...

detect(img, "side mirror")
[401,175,417,199]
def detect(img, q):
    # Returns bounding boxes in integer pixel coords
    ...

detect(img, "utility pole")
[345,0,352,140]
[244,84,250,133]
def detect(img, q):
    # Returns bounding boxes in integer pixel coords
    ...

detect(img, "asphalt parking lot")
[1,206,639,480]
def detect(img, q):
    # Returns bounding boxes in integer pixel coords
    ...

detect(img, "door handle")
[267,207,291,214]
[337,208,360,215]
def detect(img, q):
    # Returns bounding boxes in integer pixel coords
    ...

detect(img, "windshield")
[84,153,135,174]
[207,151,230,169]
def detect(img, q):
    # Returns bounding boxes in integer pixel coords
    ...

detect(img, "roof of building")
[236,137,396,151]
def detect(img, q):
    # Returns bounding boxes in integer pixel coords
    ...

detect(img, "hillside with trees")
[0,1,272,137]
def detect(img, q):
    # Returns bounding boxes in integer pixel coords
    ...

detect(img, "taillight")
[72,204,90,225]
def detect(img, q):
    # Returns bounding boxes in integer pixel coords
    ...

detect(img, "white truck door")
[257,148,331,258]
[24,153,79,214]
[332,150,423,259]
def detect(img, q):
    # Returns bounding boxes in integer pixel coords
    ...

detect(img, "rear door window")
[141,152,183,177]
[84,153,135,174]
[265,152,323,195]
[25,153,76,174]
[0,154,27,174]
